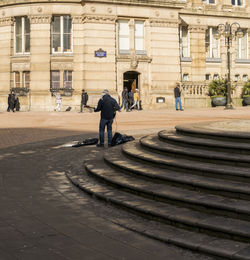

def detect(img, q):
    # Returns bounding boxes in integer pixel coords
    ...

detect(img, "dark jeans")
[80,103,87,112]
[99,118,113,145]
[120,99,129,111]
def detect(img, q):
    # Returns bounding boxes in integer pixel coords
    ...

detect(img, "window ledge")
[136,50,147,55]
[181,57,192,62]
[206,58,222,63]
[235,59,250,64]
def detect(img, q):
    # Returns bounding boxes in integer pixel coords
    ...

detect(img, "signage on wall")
[95,48,107,58]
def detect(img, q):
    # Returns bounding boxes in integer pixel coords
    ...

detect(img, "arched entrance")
[123,71,140,92]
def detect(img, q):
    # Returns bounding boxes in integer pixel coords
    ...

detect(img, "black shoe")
[96,143,104,147]
[176,109,179,111]
[180,109,184,111]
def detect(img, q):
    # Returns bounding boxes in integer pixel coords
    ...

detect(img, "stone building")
[0,0,249,111]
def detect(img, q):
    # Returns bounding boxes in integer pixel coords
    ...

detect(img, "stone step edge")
[87,159,250,219]
[175,123,250,140]
[140,135,250,164]
[65,170,250,260]
[104,149,250,199]
[85,162,250,241]
[158,130,250,152]
[122,141,250,180]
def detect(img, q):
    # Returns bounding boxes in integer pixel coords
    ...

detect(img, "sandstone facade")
[0,0,249,111]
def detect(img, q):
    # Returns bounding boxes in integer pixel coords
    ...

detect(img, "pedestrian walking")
[94,89,120,147]
[80,89,88,112]
[174,83,184,111]
[14,97,20,111]
[7,91,15,112]
[120,87,129,112]
[128,90,134,111]
[130,89,140,110]
[55,92,62,112]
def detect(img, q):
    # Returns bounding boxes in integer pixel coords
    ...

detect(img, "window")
[15,17,30,54]
[135,21,145,54]
[64,71,73,89]
[236,30,248,59]
[51,71,60,90]
[23,71,30,88]
[14,72,20,88]
[118,19,145,55]
[51,16,72,53]
[180,26,190,58]
[203,0,215,4]
[205,74,211,81]
[234,74,240,82]
[206,28,220,59]
[213,74,219,80]
[183,74,189,81]
[243,74,248,82]
[232,0,243,6]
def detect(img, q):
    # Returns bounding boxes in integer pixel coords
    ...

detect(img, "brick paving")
[0,107,250,259]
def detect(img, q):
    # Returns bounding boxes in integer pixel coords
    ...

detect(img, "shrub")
[208,79,227,97]
[241,80,250,97]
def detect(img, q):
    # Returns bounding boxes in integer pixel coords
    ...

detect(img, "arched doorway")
[123,71,140,92]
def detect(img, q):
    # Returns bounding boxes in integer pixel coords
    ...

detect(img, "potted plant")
[208,79,227,106]
[241,80,250,106]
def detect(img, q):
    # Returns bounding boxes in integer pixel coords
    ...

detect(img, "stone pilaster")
[0,17,13,110]
[189,25,207,82]
[29,15,51,110]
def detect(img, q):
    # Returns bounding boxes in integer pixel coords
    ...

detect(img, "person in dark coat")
[7,91,15,112]
[14,97,20,111]
[80,89,89,112]
[94,89,120,147]
[120,87,129,112]
[174,83,184,111]
[128,91,134,111]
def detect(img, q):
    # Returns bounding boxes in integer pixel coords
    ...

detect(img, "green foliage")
[208,79,227,97]
[242,80,250,97]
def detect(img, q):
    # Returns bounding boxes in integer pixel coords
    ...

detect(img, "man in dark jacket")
[174,83,184,111]
[120,87,129,112]
[80,89,88,112]
[94,89,120,147]
[7,91,15,112]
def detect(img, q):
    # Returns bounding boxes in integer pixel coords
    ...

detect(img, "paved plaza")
[1,107,250,260]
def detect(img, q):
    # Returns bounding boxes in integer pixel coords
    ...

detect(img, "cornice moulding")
[0,16,13,26]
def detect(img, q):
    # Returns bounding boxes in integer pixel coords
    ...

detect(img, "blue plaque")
[95,48,107,58]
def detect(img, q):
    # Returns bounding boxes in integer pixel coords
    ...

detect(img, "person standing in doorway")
[80,89,89,112]
[130,89,140,110]
[94,89,120,147]
[120,87,129,112]
[55,92,62,112]
[174,83,184,111]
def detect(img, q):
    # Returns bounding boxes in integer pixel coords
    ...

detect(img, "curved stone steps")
[85,158,250,220]
[158,130,250,154]
[104,148,250,200]
[122,141,250,182]
[175,122,250,142]
[66,169,250,260]
[140,134,250,166]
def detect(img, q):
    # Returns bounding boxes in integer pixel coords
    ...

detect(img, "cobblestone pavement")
[1,107,250,259]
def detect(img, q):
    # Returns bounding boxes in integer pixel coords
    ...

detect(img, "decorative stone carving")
[149,19,178,28]
[12,63,30,71]
[188,25,207,33]
[0,17,14,26]
[51,62,73,70]
[83,15,116,24]
[37,7,42,13]
[91,6,96,13]
[155,10,160,17]
[29,15,51,24]
[130,53,138,69]
[107,8,112,13]
[72,16,84,24]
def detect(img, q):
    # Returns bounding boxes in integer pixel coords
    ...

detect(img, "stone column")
[72,16,84,106]
[189,25,207,82]
[29,15,51,111]
[0,17,13,111]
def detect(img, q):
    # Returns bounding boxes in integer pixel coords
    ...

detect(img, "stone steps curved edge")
[65,170,250,260]
[158,130,250,154]
[175,122,250,142]
[86,159,250,220]
[140,135,250,166]
[104,148,250,200]
[122,141,250,181]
